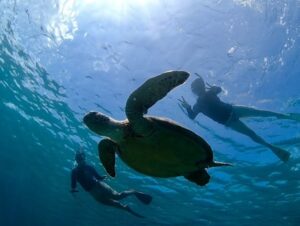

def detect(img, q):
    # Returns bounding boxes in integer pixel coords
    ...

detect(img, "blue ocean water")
[1,0,300,225]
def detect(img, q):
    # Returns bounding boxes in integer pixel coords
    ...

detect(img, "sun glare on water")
[44,0,159,47]
[74,0,160,25]
[81,0,158,12]
[83,0,154,6]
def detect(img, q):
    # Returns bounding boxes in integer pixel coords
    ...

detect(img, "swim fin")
[125,205,145,218]
[134,192,153,205]
[271,146,290,162]
[288,113,300,122]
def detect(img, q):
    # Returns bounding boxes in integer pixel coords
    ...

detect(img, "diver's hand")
[178,96,190,109]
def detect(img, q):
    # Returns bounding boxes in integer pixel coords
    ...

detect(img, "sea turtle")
[83,71,231,186]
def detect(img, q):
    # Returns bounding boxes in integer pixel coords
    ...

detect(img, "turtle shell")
[117,116,213,177]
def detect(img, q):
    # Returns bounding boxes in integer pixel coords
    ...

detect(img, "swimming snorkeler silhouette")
[179,74,300,162]
[70,150,152,218]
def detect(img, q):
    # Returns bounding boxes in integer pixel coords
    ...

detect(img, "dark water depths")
[1,1,300,225]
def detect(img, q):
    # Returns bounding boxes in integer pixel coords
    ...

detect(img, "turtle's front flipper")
[125,71,190,135]
[184,169,210,186]
[98,139,118,177]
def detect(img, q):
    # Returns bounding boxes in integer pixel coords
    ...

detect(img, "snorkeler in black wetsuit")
[70,150,152,218]
[179,75,300,162]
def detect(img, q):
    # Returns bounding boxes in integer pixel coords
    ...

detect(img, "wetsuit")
[71,164,105,191]
[187,90,235,125]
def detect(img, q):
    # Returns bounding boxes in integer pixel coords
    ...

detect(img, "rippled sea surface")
[1,1,300,226]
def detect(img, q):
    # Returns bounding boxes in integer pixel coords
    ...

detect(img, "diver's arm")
[70,169,79,193]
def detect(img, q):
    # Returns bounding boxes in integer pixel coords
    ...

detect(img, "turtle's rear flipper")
[125,71,189,135]
[184,169,210,186]
[98,139,118,177]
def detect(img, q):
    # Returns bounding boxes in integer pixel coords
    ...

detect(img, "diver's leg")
[233,106,291,119]
[229,119,290,162]
[89,181,121,202]
[113,190,136,200]
[104,199,145,218]
[89,186,145,218]
[113,190,152,205]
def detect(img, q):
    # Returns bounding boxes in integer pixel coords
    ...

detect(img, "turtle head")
[83,111,112,135]
[83,111,123,140]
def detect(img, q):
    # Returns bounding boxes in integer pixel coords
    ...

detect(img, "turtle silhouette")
[83,71,231,186]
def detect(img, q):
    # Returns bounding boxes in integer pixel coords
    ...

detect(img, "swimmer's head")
[75,150,86,164]
[191,77,206,96]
